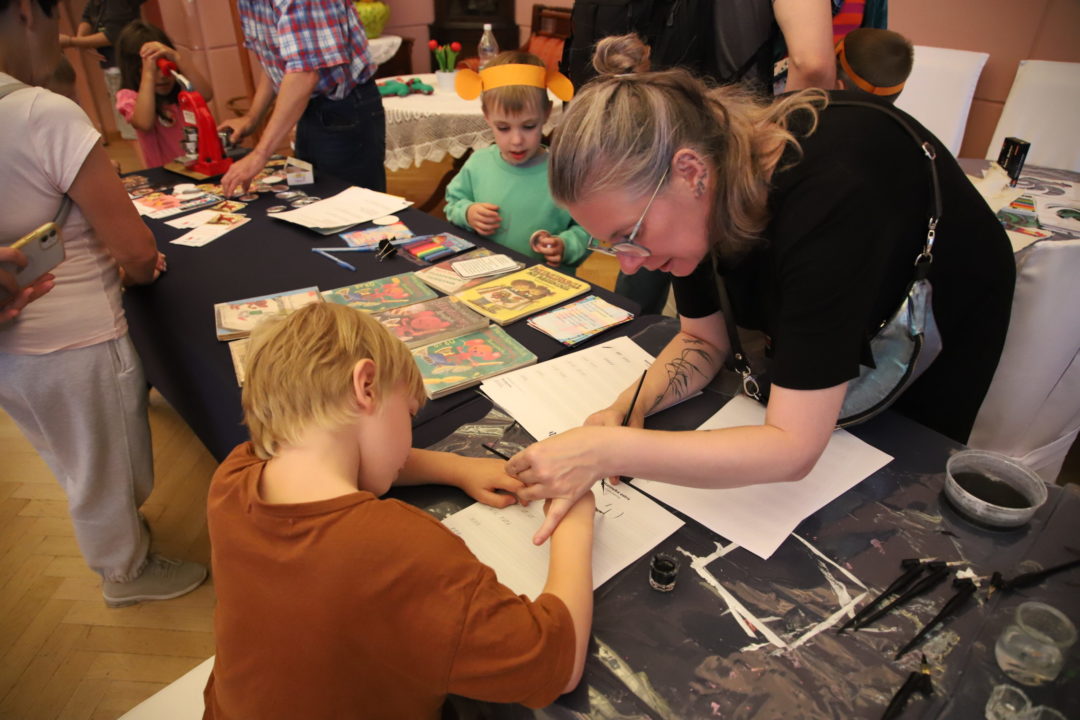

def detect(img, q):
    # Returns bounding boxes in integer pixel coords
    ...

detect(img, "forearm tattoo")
[651,339,713,411]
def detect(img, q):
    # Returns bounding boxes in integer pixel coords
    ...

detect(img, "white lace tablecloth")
[369,35,402,67]
[381,73,563,171]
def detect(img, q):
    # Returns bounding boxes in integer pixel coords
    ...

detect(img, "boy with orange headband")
[446,51,589,274]
[835,28,914,103]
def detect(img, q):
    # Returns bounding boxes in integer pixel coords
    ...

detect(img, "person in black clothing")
[59,0,144,67]
[505,34,1015,544]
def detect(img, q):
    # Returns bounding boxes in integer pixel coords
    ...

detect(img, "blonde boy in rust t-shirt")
[203,302,595,719]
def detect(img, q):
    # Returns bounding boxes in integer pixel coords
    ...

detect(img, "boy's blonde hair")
[241,302,425,459]
[481,50,551,116]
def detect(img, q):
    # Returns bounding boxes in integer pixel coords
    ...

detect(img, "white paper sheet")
[443,482,684,600]
[633,396,893,560]
[479,336,654,440]
[270,187,411,234]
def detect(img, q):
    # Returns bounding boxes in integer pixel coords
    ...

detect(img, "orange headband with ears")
[455,63,575,101]
[835,38,906,97]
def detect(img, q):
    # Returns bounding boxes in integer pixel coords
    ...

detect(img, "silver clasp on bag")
[916,217,938,265]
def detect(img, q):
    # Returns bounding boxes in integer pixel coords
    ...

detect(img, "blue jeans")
[295,79,386,192]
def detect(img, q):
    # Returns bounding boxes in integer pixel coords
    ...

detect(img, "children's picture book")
[227,338,249,386]
[412,326,537,399]
[457,265,591,326]
[415,248,525,295]
[321,273,438,313]
[371,296,489,349]
[526,294,634,346]
[339,221,414,249]
[214,287,323,341]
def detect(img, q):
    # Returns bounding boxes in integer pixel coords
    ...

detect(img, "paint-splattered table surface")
[395,332,1079,720]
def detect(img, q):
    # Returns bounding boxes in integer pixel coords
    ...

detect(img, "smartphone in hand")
[0,222,66,303]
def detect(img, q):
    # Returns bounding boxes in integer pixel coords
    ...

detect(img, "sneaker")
[102,554,208,608]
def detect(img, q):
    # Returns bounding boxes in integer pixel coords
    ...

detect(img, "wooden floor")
[0,140,620,719]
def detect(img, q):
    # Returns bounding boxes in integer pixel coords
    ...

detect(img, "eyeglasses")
[587,167,669,257]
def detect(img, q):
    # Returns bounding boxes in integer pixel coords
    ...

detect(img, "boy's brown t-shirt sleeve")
[446,563,577,708]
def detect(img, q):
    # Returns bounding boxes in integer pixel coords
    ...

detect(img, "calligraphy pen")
[990,555,1080,594]
[607,370,648,494]
[894,577,977,659]
[880,654,933,720]
[853,561,952,630]
[482,443,512,461]
[839,558,926,634]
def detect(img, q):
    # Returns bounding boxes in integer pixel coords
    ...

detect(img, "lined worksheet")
[480,336,654,440]
[443,482,683,600]
[634,396,893,560]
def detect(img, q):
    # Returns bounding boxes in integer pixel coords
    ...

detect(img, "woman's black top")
[672,91,1015,443]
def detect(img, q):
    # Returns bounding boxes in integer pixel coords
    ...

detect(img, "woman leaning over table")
[506,34,1016,544]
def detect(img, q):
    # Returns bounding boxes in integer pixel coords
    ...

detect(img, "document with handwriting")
[443,482,684,600]
[480,336,654,440]
[633,396,893,560]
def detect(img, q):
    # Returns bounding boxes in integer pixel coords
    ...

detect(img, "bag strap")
[719,98,941,400]
[0,80,73,228]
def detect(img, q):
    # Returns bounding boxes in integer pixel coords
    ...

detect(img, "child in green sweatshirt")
[444,51,589,275]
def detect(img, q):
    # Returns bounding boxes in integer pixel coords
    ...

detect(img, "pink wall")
[382,3,435,74]
[875,0,1080,157]
[156,0,252,122]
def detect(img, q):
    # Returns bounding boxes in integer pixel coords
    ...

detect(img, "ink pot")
[649,552,680,592]
[944,450,1046,529]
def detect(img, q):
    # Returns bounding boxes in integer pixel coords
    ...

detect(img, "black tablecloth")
[122,169,638,461]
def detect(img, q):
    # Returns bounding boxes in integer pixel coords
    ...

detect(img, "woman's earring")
[695,177,706,199]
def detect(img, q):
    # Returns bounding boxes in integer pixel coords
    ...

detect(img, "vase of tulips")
[429,39,462,92]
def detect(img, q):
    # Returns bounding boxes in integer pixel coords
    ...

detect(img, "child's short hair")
[481,51,551,116]
[241,302,426,459]
[836,28,914,101]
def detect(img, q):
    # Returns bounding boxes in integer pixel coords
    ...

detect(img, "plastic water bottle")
[478,23,499,70]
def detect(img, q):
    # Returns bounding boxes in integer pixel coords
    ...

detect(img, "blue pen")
[312,248,356,271]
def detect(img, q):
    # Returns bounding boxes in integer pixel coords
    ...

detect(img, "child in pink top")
[115,21,213,169]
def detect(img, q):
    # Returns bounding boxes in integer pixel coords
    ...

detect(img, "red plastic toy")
[157,58,232,177]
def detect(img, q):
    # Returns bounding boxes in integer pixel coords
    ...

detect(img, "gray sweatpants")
[0,335,152,582]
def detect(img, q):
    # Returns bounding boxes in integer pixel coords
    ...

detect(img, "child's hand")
[529,230,564,267]
[466,203,501,236]
[140,41,178,64]
[454,456,525,509]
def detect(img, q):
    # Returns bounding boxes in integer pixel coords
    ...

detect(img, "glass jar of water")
[994,601,1076,686]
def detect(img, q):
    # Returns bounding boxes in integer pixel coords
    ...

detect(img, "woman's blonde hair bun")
[592,33,652,75]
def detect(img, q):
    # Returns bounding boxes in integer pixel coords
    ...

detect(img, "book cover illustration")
[133,190,223,219]
[321,273,438,313]
[415,248,524,295]
[457,264,590,326]
[371,296,489,349]
[526,294,634,346]
[214,287,322,341]
[412,326,537,399]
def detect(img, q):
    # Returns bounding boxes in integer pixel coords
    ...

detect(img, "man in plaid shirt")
[219,0,385,196]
